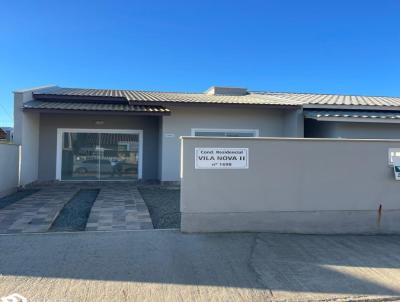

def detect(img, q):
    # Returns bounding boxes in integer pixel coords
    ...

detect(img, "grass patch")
[138,186,180,229]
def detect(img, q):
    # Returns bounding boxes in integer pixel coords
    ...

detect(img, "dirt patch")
[138,186,180,229]
[50,189,99,232]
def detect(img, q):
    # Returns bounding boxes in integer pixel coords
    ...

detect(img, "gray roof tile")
[23,100,170,114]
[32,86,400,109]
[33,87,301,106]
[257,92,400,107]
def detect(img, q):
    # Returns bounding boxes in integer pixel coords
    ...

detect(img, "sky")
[1,0,400,127]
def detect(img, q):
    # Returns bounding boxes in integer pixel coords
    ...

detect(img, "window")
[389,148,400,166]
[191,128,259,137]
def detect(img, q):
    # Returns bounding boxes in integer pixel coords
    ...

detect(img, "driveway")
[0,182,153,233]
[0,231,400,301]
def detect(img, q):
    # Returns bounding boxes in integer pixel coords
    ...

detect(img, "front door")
[57,129,142,180]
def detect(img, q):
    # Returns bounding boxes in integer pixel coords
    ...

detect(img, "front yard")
[0,183,180,233]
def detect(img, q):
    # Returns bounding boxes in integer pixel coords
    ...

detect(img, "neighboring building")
[0,127,13,142]
[0,128,6,140]
[261,92,400,139]
[13,85,400,185]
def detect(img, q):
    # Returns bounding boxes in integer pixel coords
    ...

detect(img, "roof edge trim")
[13,85,58,94]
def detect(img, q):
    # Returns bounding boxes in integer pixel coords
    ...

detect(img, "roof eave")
[33,93,128,103]
[22,107,171,116]
[33,92,302,109]
[305,116,400,124]
[304,104,400,111]
[125,101,302,109]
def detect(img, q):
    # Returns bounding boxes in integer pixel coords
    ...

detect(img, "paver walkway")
[86,184,153,231]
[0,182,153,233]
[0,185,78,233]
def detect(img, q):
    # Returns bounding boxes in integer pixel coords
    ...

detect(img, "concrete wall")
[181,137,400,234]
[161,104,299,181]
[0,143,19,196]
[305,120,400,139]
[38,113,160,181]
[14,87,53,185]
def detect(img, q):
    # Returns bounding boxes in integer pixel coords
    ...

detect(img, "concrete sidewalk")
[0,231,400,302]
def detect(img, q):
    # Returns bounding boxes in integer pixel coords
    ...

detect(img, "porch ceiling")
[22,100,170,115]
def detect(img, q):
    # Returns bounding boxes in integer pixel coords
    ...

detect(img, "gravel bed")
[0,189,40,210]
[138,186,180,229]
[50,189,99,232]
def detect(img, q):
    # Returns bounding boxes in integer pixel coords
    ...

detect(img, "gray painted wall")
[180,137,400,234]
[334,122,400,139]
[161,104,300,181]
[305,120,400,139]
[283,108,304,137]
[38,113,160,181]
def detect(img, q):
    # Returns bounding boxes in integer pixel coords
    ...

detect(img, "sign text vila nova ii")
[195,148,249,169]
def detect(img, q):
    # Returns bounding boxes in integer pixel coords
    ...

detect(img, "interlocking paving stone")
[86,184,153,231]
[0,182,154,233]
[0,184,79,233]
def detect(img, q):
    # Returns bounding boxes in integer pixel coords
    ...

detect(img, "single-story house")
[0,128,6,140]
[13,85,400,185]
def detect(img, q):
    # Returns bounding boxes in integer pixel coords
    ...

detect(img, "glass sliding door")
[99,133,139,180]
[60,130,140,181]
[61,132,99,180]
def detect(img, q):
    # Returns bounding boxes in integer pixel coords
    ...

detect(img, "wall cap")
[180,136,400,143]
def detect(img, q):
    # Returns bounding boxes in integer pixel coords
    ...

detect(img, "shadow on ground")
[0,230,400,300]
[0,189,40,210]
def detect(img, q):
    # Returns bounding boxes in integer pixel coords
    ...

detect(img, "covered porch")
[21,99,170,183]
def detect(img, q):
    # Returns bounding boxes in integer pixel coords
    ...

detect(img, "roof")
[257,92,400,107]
[28,86,400,109]
[32,87,302,106]
[304,109,400,122]
[23,100,170,115]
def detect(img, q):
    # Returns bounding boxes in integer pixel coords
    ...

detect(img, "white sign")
[195,148,249,169]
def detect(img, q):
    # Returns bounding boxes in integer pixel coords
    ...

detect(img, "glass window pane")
[195,131,226,137]
[61,133,99,180]
[226,132,254,137]
[194,130,256,137]
[99,133,139,180]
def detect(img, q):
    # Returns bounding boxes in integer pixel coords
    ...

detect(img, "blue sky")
[1,0,400,127]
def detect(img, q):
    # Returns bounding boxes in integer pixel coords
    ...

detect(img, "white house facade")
[13,85,400,185]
